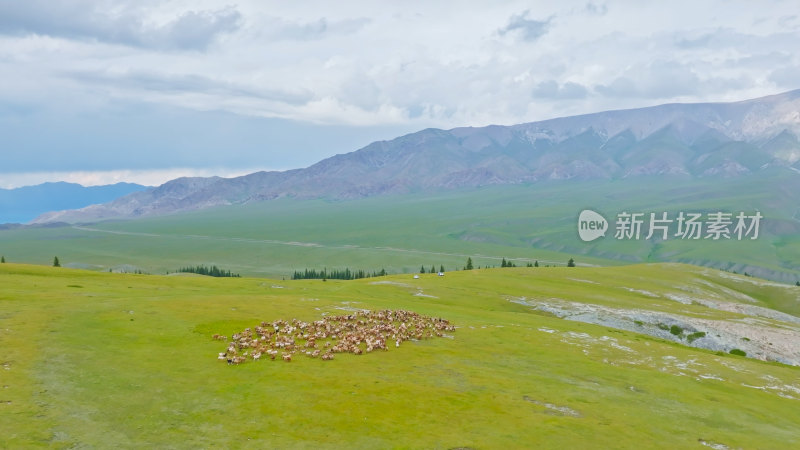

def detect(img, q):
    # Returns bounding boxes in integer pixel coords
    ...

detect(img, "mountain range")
[0,182,146,224]
[32,89,800,224]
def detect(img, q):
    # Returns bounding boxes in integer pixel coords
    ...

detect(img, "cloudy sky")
[1,0,798,188]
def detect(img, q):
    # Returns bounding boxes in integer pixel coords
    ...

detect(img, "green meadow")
[1,172,798,282]
[2,262,799,448]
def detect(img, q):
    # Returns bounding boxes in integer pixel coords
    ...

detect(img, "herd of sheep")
[215,309,456,364]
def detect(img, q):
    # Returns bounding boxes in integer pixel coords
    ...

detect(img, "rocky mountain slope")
[33,89,800,224]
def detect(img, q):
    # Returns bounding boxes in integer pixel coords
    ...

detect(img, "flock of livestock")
[215,309,456,364]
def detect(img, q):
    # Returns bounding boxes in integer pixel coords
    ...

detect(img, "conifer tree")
[465,257,474,270]
[534,260,539,267]
[440,265,445,273]
[567,258,575,267]
[1,256,4,263]
[53,256,60,267]
[420,265,426,274]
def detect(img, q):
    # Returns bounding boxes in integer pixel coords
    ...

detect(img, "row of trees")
[420,265,445,274]
[463,257,572,270]
[292,267,387,280]
[293,256,574,280]
[2,254,581,276]
[12,253,800,286]
[173,265,240,278]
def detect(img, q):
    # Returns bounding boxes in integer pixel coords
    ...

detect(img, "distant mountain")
[33,89,800,224]
[0,182,147,224]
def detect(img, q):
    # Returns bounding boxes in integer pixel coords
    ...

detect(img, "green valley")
[2,172,798,283]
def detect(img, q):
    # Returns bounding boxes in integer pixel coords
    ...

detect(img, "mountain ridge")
[32,89,800,224]
[0,181,147,224]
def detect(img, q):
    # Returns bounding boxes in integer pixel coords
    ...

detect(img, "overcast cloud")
[0,0,798,187]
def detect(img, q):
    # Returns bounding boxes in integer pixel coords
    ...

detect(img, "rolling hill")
[2,263,799,448]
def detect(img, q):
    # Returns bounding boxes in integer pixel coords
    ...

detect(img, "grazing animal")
[228,355,246,365]
[216,309,454,365]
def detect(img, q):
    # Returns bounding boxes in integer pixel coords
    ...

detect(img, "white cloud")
[0,1,242,50]
[498,10,553,41]
[769,65,800,88]
[584,2,608,16]
[532,80,589,99]
[0,0,799,177]
[261,16,371,41]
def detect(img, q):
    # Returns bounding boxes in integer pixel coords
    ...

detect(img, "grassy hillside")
[1,171,798,282]
[1,263,799,448]
[0,184,622,278]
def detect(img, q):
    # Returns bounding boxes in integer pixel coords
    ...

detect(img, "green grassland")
[2,262,799,448]
[1,170,798,282]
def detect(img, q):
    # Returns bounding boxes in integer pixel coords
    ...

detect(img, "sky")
[1,0,799,188]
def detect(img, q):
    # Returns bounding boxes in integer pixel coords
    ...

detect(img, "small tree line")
[462,256,571,270]
[2,254,594,280]
[173,265,240,278]
[292,267,387,280]
[293,256,575,280]
[8,252,800,286]
[419,264,446,274]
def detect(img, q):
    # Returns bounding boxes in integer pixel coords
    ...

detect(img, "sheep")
[216,309,454,365]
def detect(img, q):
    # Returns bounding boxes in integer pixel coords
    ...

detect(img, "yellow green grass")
[1,263,799,448]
